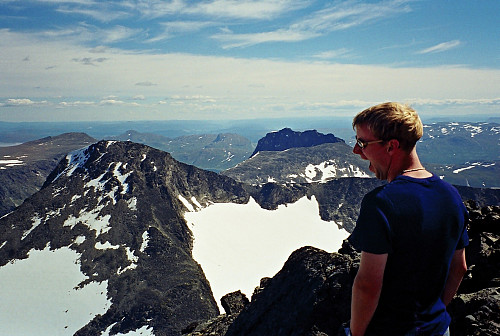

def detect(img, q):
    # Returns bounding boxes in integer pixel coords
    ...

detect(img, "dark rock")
[225,246,355,336]
[221,291,249,315]
[448,287,500,336]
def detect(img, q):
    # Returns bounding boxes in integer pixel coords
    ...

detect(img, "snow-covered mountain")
[416,122,500,188]
[418,121,499,164]
[223,142,372,185]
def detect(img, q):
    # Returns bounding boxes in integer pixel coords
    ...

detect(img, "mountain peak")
[250,128,344,157]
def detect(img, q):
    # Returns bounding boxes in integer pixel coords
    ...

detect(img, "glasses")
[356,138,384,149]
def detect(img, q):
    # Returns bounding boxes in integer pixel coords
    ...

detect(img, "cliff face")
[184,202,500,336]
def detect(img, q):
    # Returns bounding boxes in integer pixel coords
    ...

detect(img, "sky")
[0,0,498,122]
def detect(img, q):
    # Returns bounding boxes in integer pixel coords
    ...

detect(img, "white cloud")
[135,81,157,87]
[186,0,310,20]
[99,99,140,107]
[417,40,462,54]
[213,0,413,48]
[213,28,318,49]
[406,98,500,106]
[55,6,129,22]
[146,20,215,42]
[58,101,96,107]
[99,25,142,44]
[292,0,411,33]
[313,48,354,59]
[1,98,50,107]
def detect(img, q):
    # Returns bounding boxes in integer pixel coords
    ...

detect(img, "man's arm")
[350,252,388,336]
[441,248,467,306]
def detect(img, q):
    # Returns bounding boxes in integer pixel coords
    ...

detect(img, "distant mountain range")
[110,130,254,172]
[1,122,498,217]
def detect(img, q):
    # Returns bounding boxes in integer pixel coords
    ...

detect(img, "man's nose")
[353,143,362,155]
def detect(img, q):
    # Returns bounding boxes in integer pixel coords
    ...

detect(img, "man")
[347,102,469,336]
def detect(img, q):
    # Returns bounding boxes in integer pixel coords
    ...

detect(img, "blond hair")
[352,102,423,152]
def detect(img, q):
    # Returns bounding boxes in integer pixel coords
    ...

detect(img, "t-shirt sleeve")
[348,191,393,255]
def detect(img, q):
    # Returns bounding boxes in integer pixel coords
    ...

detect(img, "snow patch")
[71,194,82,204]
[64,205,112,236]
[113,162,132,194]
[185,196,349,310]
[95,241,120,250]
[178,195,196,212]
[56,147,91,180]
[191,196,202,209]
[21,215,42,240]
[140,231,149,253]
[118,247,139,274]
[127,197,138,211]
[100,323,154,336]
[74,236,86,245]
[0,246,110,335]
[0,159,24,167]
[302,161,370,183]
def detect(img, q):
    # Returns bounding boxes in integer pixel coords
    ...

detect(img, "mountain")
[250,127,344,158]
[425,161,500,188]
[0,132,96,217]
[416,122,500,188]
[112,130,253,172]
[1,140,499,335]
[418,122,499,164]
[224,128,372,186]
[0,140,252,335]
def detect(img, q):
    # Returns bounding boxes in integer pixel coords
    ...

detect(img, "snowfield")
[184,196,349,309]
[0,246,111,336]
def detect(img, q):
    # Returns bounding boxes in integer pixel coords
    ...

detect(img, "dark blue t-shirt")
[348,174,469,335]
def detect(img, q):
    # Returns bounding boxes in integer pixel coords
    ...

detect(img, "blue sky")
[0,0,498,122]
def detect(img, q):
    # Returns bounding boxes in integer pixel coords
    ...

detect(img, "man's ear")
[387,139,400,153]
